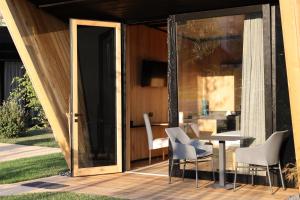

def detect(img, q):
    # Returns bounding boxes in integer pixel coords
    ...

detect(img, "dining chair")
[165,127,215,188]
[234,130,289,193]
[190,123,200,138]
[143,113,168,165]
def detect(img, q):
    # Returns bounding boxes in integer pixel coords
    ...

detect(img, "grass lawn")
[0,153,67,184]
[0,192,122,200]
[0,128,58,148]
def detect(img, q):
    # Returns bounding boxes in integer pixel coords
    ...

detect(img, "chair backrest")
[190,123,200,138]
[164,127,191,144]
[264,130,289,165]
[165,127,196,160]
[143,113,153,150]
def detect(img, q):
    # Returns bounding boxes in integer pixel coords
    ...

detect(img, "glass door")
[71,19,122,176]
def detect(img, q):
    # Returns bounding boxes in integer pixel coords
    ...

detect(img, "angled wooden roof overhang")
[29,0,278,24]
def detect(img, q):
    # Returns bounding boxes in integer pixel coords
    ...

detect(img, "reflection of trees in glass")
[179,16,245,62]
[0,12,5,26]
[0,20,5,26]
[192,38,220,61]
[186,20,221,61]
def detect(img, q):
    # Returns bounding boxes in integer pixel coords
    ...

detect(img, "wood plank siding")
[126,25,168,163]
[0,0,71,166]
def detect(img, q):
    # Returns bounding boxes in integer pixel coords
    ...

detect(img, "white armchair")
[165,127,215,188]
[190,123,213,146]
[190,123,200,138]
[234,130,289,192]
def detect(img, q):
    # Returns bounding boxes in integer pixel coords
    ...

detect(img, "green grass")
[0,153,67,184]
[0,128,58,148]
[0,192,122,200]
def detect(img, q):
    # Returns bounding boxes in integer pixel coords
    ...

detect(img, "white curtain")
[4,62,23,100]
[240,15,265,146]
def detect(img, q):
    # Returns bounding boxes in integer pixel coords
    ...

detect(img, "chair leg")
[182,159,186,181]
[149,150,151,165]
[255,167,258,185]
[255,167,258,177]
[195,160,198,188]
[169,159,174,184]
[211,157,215,182]
[251,166,254,186]
[248,166,251,184]
[266,165,273,193]
[278,162,286,190]
[234,164,238,191]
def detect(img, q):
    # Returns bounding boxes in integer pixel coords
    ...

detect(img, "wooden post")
[279,0,300,190]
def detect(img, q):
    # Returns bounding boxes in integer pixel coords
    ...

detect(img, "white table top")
[207,130,251,141]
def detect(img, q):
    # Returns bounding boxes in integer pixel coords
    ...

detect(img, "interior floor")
[129,146,240,177]
[130,158,169,176]
[130,155,214,177]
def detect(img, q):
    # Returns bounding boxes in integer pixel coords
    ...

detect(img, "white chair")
[190,123,200,138]
[190,123,214,146]
[165,127,215,188]
[234,130,289,193]
[143,113,168,165]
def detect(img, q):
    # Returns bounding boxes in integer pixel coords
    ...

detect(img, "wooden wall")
[127,25,168,125]
[126,25,168,162]
[279,0,300,190]
[0,0,71,166]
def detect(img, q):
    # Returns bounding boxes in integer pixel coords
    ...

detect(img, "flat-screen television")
[141,60,167,87]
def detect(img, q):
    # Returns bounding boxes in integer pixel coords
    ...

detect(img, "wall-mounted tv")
[141,60,167,87]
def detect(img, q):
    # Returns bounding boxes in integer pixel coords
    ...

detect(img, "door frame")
[70,19,122,176]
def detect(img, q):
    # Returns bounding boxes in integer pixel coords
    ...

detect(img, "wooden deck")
[61,173,298,200]
[1,172,297,200]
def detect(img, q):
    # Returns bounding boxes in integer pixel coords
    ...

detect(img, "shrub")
[0,99,25,138]
[9,68,49,128]
[283,163,298,187]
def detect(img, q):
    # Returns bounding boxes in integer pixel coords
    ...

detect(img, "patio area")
[0,1,299,199]
[0,172,297,200]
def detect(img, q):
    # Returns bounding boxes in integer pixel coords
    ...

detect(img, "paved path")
[0,173,297,199]
[0,143,61,163]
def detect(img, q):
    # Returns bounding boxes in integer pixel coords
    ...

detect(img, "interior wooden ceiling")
[29,0,277,24]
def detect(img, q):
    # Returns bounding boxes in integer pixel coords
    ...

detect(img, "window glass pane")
[177,15,244,132]
[77,25,116,168]
[177,15,245,171]
[177,13,265,172]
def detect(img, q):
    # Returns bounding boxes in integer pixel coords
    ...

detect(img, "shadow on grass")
[0,153,67,184]
[15,138,57,147]
[23,128,53,137]
[0,128,59,148]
